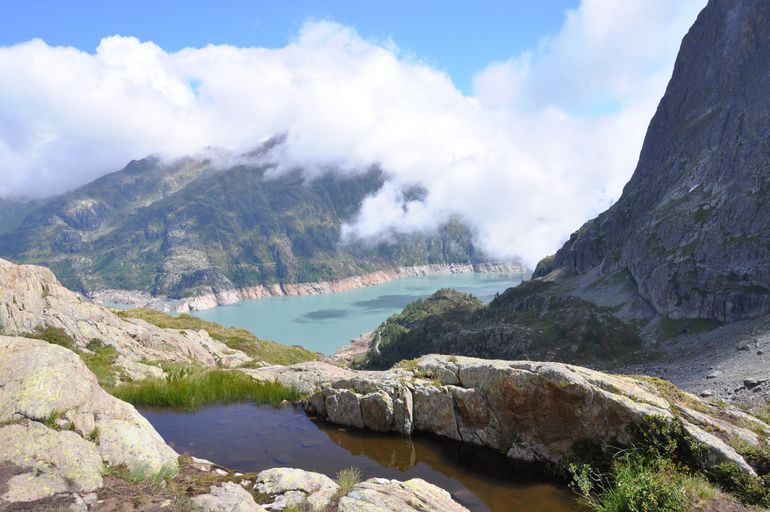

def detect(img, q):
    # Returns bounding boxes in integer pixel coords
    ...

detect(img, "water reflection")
[140,403,583,512]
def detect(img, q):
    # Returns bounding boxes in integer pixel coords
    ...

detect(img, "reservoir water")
[191,272,523,354]
[141,403,583,512]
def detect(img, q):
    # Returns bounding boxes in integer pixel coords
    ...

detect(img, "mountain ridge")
[0,145,521,302]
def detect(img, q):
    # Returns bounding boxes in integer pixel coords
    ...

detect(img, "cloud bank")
[0,0,705,267]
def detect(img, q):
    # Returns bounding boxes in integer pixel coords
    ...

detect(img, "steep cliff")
[536,0,770,323]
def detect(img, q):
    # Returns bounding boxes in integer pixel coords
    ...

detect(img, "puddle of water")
[140,403,584,512]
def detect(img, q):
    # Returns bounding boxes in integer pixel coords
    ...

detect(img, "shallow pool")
[140,403,583,512]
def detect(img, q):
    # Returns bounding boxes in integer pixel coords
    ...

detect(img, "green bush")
[570,455,687,512]
[27,326,76,350]
[707,463,770,507]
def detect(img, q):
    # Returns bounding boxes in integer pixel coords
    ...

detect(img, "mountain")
[360,0,770,401]
[534,0,770,323]
[0,144,515,302]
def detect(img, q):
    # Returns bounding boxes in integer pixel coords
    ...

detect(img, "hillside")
[0,142,509,301]
[360,0,770,405]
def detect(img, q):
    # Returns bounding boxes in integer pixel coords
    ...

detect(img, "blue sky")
[0,0,578,94]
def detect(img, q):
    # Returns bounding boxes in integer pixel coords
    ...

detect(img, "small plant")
[43,410,64,429]
[165,366,193,383]
[109,463,179,492]
[335,466,362,497]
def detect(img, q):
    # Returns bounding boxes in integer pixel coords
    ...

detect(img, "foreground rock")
[290,355,769,475]
[0,336,178,504]
[0,258,251,378]
[339,477,469,512]
[193,482,267,512]
[0,338,470,511]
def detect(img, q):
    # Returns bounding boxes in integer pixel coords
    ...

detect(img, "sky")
[0,0,706,267]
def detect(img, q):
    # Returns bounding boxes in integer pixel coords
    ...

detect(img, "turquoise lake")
[191,272,523,354]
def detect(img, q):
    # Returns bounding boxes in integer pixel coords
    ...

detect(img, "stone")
[305,355,768,474]
[0,337,179,505]
[192,482,266,512]
[706,371,722,379]
[413,385,460,441]
[360,391,395,432]
[4,471,69,503]
[338,477,469,512]
[0,258,252,375]
[325,389,364,429]
[743,379,767,389]
[241,362,356,395]
[699,389,715,397]
[253,468,338,511]
[0,421,103,500]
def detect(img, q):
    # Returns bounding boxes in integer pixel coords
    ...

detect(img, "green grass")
[568,416,770,511]
[755,404,770,425]
[633,376,711,414]
[27,326,76,351]
[117,308,318,366]
[111,370,299,410]
[570,455,688,512]
[657,317,722,339]
[80,339,124,387]
[105,463,178,492]
[25,329,124,387]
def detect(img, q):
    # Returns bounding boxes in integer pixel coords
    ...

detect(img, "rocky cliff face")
[0,141,514,300]
[536,0,770,323]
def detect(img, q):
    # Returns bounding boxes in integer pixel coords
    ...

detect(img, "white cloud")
[0,0,705,267]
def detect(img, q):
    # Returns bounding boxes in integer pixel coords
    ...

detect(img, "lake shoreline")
[90,262,526,313]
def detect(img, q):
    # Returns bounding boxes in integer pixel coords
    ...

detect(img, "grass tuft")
[335,467,362,497]
[111,370,299,410]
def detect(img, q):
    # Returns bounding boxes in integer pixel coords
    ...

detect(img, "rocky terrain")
[354,0,770,407]
[0,142,520,303]
[0,257,317,382]
[245,355,769,477]
[0,337,469,511]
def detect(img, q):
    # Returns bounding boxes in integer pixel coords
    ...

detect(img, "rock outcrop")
[259,355,770,475]
[338,477,469,512]
[0,257,251,377]
[0,336,178,503]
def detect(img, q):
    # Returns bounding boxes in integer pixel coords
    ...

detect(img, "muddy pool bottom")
[139,403,585,512]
